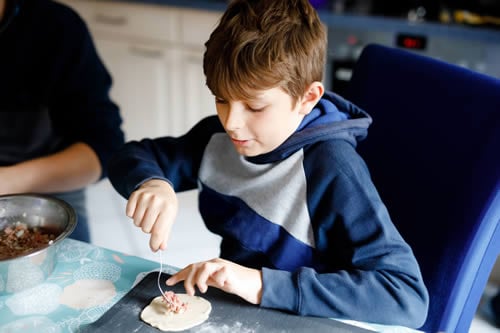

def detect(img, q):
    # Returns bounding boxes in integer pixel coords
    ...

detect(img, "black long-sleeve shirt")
[0,0,124,178]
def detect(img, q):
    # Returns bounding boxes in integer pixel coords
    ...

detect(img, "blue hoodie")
[108,91,429,328]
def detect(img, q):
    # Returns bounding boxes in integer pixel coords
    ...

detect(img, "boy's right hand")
[126,179,178,252]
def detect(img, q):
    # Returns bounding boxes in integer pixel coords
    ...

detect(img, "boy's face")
[215,87,307,157]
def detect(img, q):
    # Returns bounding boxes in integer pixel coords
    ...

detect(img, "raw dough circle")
[141,294,212,331]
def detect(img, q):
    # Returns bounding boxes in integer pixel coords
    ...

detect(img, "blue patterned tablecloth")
[0,239,165,333]
[0,239,424,333]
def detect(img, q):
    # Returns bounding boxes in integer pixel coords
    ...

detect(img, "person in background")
[107,0,429,328]
[0,0,125,242]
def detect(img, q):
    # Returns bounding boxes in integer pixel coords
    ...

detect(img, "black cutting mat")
[79,271,373,333]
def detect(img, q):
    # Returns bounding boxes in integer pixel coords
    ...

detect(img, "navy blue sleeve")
[108,116,224,199]
[261,140,429,328]
[47,2,125,179]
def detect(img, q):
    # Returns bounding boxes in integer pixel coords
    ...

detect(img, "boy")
[108,0,429,328]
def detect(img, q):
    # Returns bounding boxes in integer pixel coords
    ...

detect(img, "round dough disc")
[141,294,212,331]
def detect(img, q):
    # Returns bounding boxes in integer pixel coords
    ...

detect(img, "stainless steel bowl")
[0,194,77,295]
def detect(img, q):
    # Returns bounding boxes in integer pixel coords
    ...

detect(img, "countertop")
[77,0,500,41]
[78,0,228,12]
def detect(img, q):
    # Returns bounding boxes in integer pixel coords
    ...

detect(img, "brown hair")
[203,0,327,105]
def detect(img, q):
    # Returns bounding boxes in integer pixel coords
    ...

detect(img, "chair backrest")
[345,44,500,333]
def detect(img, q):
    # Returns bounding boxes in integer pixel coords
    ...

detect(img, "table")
[0,239,422,333]
[0,239,164,332]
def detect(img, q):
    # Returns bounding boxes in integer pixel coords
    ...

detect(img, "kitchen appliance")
[322,13,500,95]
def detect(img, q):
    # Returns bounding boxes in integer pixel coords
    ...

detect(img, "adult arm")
[0,143,100,195]
[48,2,124,181]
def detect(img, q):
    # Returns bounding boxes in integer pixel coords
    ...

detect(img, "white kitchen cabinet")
[168,8,222,136]
[57,0,221,140]
[169,48,216,136]
[96,39,173,141]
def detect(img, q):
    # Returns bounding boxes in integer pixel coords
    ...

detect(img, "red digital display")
[396,33,427,50]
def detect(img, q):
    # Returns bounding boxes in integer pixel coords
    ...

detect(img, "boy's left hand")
[166,258,263,305]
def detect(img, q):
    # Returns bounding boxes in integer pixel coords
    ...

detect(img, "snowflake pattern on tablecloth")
[57,302,120,332]
[87,248,107,261]
[0,239,160,332]
[53,290,128,333]
[5,284,62,316]
[56,241,94,263]
[73,262,121,282]
[6,260,46,293]
[0,316,62,333]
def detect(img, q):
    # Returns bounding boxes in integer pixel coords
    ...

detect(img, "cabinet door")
[95,39,172,141]
[169,49,216,137]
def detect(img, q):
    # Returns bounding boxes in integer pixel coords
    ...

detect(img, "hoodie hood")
[247,91,372,164]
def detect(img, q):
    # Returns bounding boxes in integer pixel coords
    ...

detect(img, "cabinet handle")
[128,46,164,58]
[94,13,128,26]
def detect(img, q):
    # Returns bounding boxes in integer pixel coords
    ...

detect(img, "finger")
[195,266,213,294]
[166,268,187,286]
[210,267,228,289]
[192,261,221,294]
[149,212,172,252]
[183,268,198,296]
[149,237,159,252]
[140,208,157,234]
[130,197,148,228]
[125,193,138,218]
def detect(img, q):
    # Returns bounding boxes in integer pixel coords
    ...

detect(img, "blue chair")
[345,44,500,333]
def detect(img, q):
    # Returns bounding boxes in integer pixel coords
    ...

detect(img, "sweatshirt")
[0,0,124,177]
[108,91,429,328]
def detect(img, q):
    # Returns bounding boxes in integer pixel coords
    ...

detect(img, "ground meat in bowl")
[0,222,56,260]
